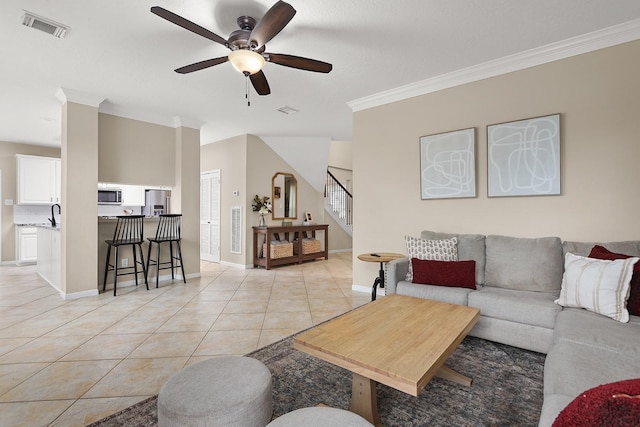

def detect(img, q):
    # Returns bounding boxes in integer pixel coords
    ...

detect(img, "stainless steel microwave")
[98,189,122,205]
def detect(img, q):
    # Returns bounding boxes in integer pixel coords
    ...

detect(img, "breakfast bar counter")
[36,225,61,291]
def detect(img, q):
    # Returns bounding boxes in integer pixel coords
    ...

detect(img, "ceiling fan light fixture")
[228,49,265,75]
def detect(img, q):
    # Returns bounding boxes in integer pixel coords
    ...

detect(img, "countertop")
[16,223,60,230]
[98,216,160,221]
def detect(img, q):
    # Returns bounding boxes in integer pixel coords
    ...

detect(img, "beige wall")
[173,126,201,276]
[201,134,351,266]
[98,113,175,186]
[61,101,99,295]
[201,135,248,266]
[352,40,640,287]
[0,142,60,262]
[244,135,352,254]
[329,140,353,170]
[328,140,353,193]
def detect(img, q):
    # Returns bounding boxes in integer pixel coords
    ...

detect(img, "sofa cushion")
[484,235,563,292]
[555,253,637,323]
[563,240,640,258]
[539,394,575,427]
[553,308,640,354]
[396,281,473,306]
[421,231,486,285]
[589,245,640,317]
[411,259,476,289]
[404,236,457,282]
[544,341,640,399]
[552,378,640,427]
[467,286,561,329]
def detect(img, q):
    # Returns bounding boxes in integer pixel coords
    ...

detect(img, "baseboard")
[219,260,251,269]
[328,248,353,254]
[103,272,201,291]
[352,284,382,295]
[61,288,99,300]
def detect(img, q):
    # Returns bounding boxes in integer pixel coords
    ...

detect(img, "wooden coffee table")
[293,294,480,426]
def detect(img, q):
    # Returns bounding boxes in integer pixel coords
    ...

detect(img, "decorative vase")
[259,214,266,227]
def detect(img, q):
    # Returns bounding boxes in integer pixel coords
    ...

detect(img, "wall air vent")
[231,206,242,254]
[21,11,68,38]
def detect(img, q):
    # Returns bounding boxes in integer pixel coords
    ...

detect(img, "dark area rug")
[88,335,545,427]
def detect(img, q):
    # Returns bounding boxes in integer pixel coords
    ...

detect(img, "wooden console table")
[253,224,329,269]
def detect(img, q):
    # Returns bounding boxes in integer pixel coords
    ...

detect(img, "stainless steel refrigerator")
[143,189,171,217]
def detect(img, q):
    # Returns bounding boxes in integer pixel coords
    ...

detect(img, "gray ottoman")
[158,356,272,427]
[267,407,374,426]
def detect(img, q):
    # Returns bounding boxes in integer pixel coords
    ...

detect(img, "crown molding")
[99,102,203,130]
[172,116,205,130]
[56,87,105,107]
[99,102,175,127]
[347,18,640,112]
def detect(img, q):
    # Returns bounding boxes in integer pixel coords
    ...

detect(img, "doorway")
[200,170,220,262]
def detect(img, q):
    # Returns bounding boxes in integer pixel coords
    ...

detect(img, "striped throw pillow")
[555,252,639,323]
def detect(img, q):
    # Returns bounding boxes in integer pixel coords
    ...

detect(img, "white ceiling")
[2,0,640,147]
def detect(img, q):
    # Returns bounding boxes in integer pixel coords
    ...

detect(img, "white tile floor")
[0,252,369,427]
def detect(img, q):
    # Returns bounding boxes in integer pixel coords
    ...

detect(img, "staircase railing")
[325,170,353,226]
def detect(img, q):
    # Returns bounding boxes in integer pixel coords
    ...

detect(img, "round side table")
[357,253,405,301]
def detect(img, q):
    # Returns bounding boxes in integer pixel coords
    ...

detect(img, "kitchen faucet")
[49,204,61,227]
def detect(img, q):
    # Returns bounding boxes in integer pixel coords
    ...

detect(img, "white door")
[200,170,220,262]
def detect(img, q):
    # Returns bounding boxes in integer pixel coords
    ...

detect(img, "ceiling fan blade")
[175,56,229,74]
[249,1,296,49]
[266,53,332,73]
[250,71,271,95]
[151,6,227,47]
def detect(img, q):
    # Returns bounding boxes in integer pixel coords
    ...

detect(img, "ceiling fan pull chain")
[245,74,251,107]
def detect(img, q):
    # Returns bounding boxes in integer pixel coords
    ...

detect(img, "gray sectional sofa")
[386,231,640,426]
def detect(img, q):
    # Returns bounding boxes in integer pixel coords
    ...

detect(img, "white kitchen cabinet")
[16,227,38,265]
[121,184,145,206]
[16,155,61,204]
[37,227,61,290]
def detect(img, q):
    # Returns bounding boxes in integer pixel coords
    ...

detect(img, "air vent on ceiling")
[277,106,299,115]
[21,11,68,38]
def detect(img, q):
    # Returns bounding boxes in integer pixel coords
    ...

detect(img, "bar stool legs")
[146,238,186,288]
[103,215,148,296]
[103,242,148,296]
[146,214,186,288]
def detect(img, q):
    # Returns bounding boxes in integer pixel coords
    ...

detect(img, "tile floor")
[0,252,369,427]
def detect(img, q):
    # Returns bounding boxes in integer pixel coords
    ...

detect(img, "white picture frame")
[487,114,560,197]
[420,128,476,199]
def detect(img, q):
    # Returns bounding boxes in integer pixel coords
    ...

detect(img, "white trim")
[61,288,99,300]
[348,19,640,112]
[329,248,352,254]
[172,116,205,130]
[220,260,252,269]
[56,87,105,107]
[352,284,379,295]
[99,102,203,130]
[103,272,202,291]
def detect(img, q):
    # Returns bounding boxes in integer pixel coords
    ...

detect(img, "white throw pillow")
[555,252,639,323]
[404,236,457,282]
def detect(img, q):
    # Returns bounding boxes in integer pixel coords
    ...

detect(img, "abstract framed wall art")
[487,114,560,197]
[420,127,476,200]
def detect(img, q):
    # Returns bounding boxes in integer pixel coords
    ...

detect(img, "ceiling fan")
[151,1,332,98]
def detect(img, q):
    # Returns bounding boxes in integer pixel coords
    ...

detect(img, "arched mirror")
[272,172,297,220]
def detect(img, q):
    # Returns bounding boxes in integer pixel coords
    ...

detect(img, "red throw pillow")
[410,259,476,289]
[589,245,640,316]
[553,378,640,426]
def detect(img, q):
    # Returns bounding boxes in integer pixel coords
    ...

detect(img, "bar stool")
[103,215,148,296]
[146,214,186,288]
